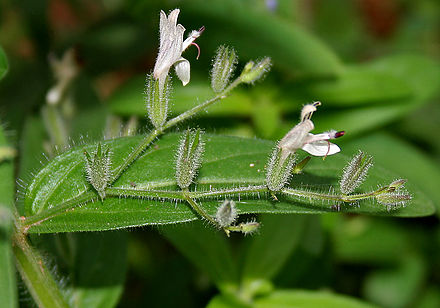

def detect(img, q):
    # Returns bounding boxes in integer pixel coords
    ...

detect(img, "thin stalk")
[13,216,69,308]
[182,189,223,231]
[110,129,162,183]
[110,77,242,185]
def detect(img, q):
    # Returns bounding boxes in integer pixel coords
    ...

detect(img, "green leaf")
[242,215,306,281]
[328,216,410,264]
[207,290,377,308]
[363,255,426,308]
[181,0,343,77]
[0,125,17,308]
[342,133,440,216]
[0,46,8,80]
[305,54,440,107]
[108,76,254,117]
[305,65,412,106]
[68,232,127,308]
[23,134,434,233]
[159,221,238,291]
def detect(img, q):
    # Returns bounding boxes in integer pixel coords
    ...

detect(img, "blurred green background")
[1,0,440,307]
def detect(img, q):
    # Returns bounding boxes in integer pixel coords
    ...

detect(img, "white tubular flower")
[278,101,344,158]
[153,9,204,89]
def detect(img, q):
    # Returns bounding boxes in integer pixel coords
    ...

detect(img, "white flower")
[278,101,344,158]
[153,9,204,90]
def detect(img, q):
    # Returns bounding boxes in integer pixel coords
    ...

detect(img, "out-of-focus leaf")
[180,0,343,77]
[23,133,434,233]
[313,54,440,136]
[305,66,411,106]
[80,21,149,74]
[363,255,426,308]
[242,215,306,281]
[0,124,17,308]
[367,54,440,101]
[329,216,410,264]
[207,290,377,308]
[108,75,254,117]
[342,133,440,216]
[68,232,127,308]
[159,221,238,291]
[417,287,440,308]
[0,46,8,80]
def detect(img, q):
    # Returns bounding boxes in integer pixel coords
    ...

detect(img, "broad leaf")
[23,134,434,233]
[207,290,377,308]
[0,46,8,80]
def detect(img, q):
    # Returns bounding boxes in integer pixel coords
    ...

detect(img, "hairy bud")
[84,143,112,200]
[240,57,271,84]
[266,145,296,191]
[376,180,412,210]
[175,129,205,189]
[145,73,171,128]
[210,45,238,93]
[227,220,260,235]
[215,200,237,227]
[340,151,373,194]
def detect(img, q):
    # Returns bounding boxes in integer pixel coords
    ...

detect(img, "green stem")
[163,78,242,130]
[13,216,69,308]
[110,77,243,185]
[110,129,162,183]
[21,182,389,233]
[42,105,68,150]
[182,189,222,230]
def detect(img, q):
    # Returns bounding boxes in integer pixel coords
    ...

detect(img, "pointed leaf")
[23,134,434,233]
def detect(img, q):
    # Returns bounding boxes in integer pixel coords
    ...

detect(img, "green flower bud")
[145,73,171,128]
[175,129,205,189]
[266,145,296,191]
[240,57,271,84]
[84,143,112,200]
[339,151,373,194]
[215,200,237,227]
[227,220,260,235]
[210,45,238,93]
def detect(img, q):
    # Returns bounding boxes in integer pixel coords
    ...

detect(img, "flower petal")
[174,58,191,86]
[302,141,340,156]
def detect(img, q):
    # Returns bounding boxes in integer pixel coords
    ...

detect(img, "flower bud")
[145,73,171,128]
[84,143,112,200]
[227,220,260,235]
[210,45,238,93]
[240,57,271,84]
[339,151,373,194]
[215,200,237,227]
[376,181,412,210]
[266,145,296,191]
[175,129,205,189]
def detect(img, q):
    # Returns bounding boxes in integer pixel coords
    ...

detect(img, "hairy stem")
[182,189,222,230]
[13,215,69,308]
